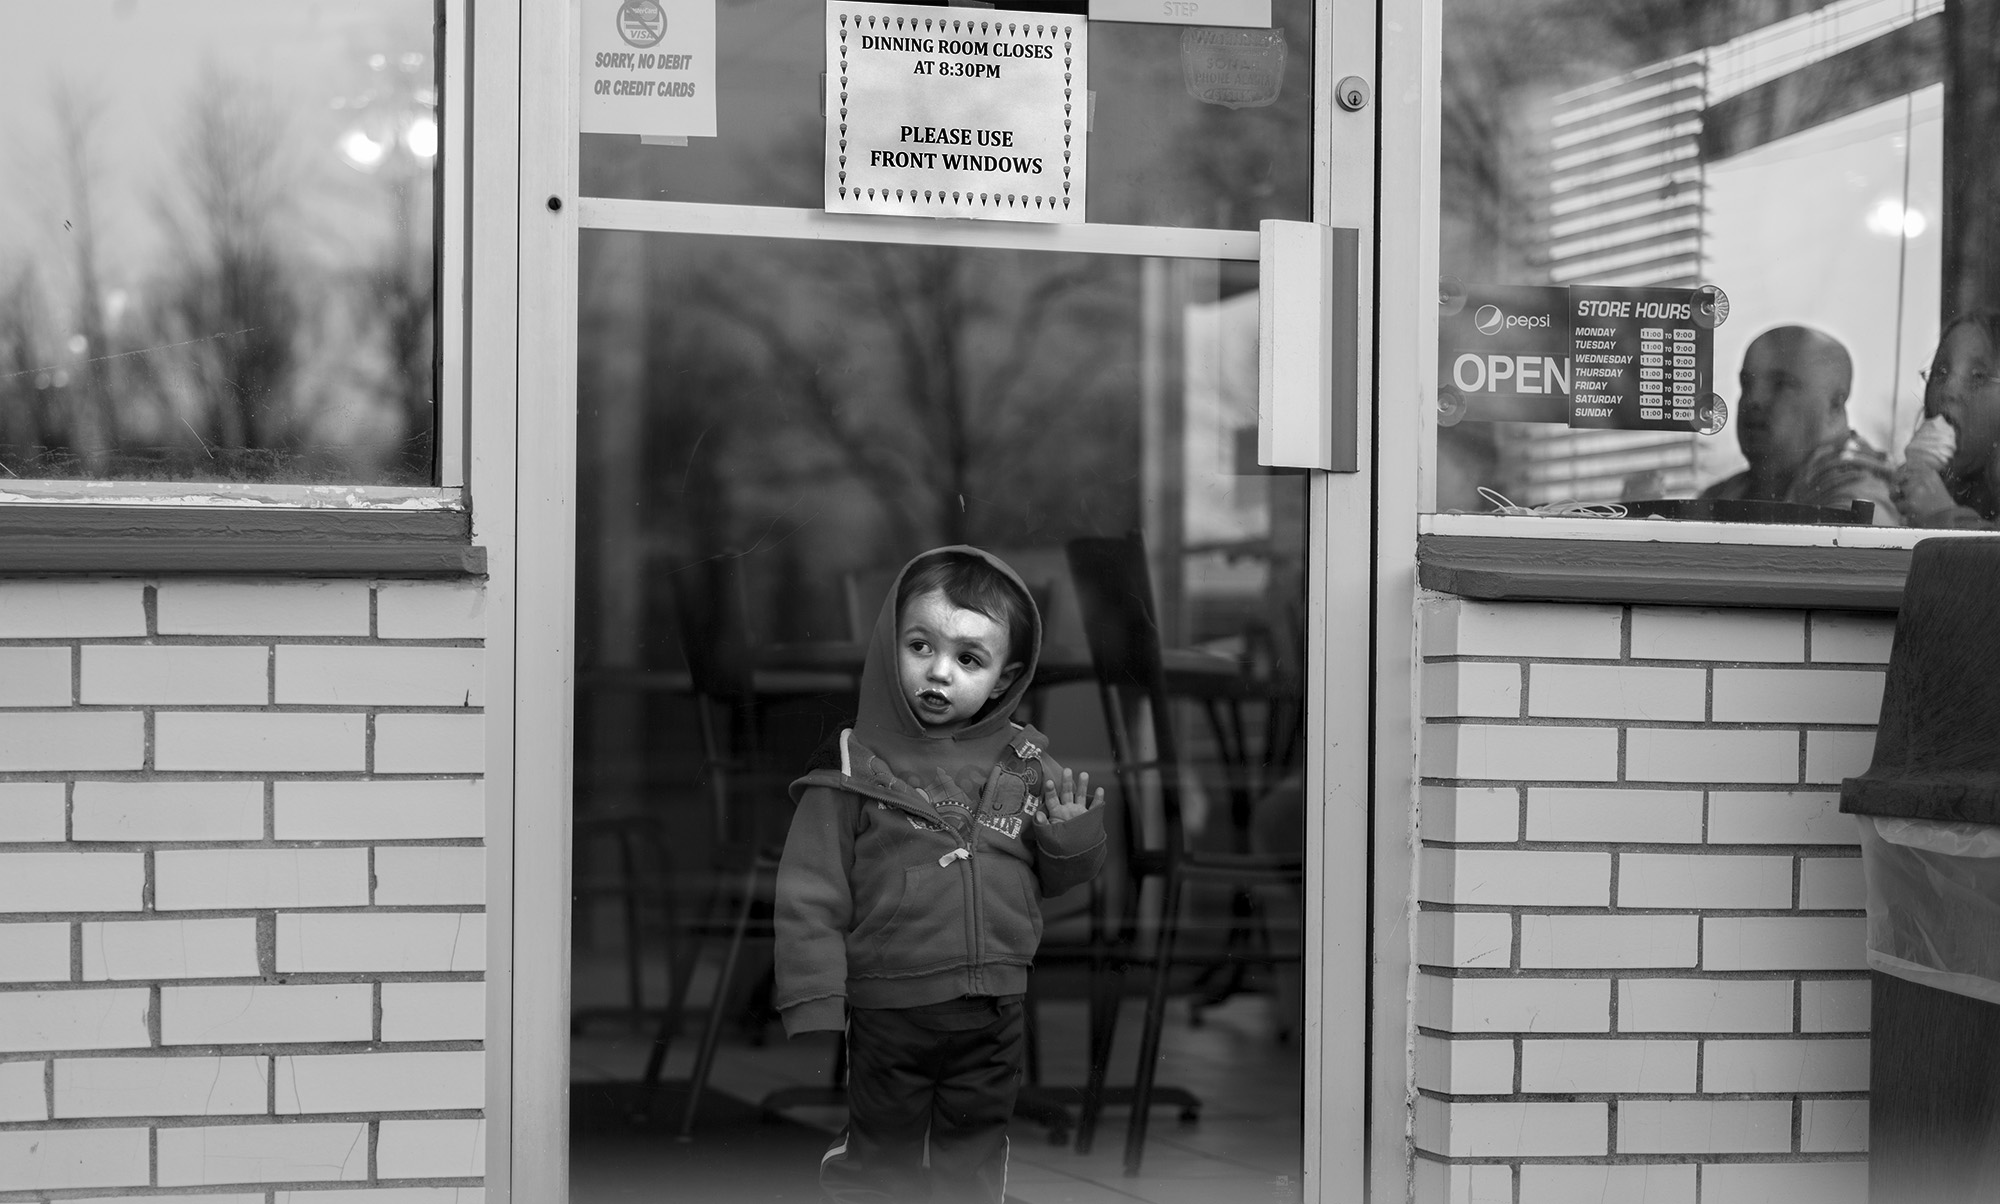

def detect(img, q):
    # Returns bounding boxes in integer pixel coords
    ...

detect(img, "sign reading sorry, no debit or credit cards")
[580,0,716,139]
[827,1,1086,223]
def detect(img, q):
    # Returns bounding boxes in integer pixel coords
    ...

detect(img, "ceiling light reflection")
[1867,198,1927,240]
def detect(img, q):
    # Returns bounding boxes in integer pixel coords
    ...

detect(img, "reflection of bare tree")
[696,241,1131,550]
[362,213,436,478]
[149,65,303,460]
[0,264,48,471]
[50,85,115,472]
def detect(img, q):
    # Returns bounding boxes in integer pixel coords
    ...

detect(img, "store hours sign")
[1436,282,1728,433]
[827,1,1086,222]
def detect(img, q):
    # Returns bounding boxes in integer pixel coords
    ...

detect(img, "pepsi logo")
[1470,305,1554,335]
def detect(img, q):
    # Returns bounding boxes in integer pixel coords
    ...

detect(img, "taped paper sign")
[580,0,716,139]
[827,1,1086,223]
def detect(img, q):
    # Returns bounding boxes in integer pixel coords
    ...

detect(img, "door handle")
[1257,219,1359,471]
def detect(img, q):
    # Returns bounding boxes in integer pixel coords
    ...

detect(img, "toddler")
[775,546,1106,1203]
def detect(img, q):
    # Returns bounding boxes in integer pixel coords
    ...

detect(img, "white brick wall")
[0,1125,151,1191]
[277,912,487,973]
[83,918,260,980]
[1528,663,1705,721]
[1619,1099,1794,1153]
[56,1055,269,1117]
[0,581,146,638]
[157,1121,371,1185]
[278,645,485,707]
[82,645,269,705]
[0,645,73,706]
[378,1117,487,1178]
[0,576,486,1197]
[1415,597,1881,1201]
[276,779,485,841]
[156,581,371,635]
[0,921,73,982]
[0,850,144,911]
[1703,1161,1866,1204]
[375,712,486,774]
[378,580,486,640]
[162,984,375,1045]
[0,781,67,841]
[156,711,368,772]
[74,780,265,843]
[274,1050,485,1113]
[381,982,488,1042]
[0,1058,47,1121]
[155,847,371,910]
[1520,1164,1696,1204]
[1518,1038,1697,1093]
[0,989,151,1052]
[0,712,146,771]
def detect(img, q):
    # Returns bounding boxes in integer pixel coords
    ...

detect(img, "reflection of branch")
[0,328,258,384]
[981,265,1099,415]
[51,84,115,470]
[856,248,965,505]
[697,274,921,546]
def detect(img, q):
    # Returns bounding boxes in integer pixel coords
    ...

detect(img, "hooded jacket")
[773,547,1108,1035]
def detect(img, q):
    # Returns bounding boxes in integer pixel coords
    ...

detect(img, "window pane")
[571,229,1307,1200]
[0,1,438,485]
[578,0,1312,230]
[1433,0,2000,530]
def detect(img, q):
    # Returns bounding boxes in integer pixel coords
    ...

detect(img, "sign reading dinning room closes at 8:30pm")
[827,1,1086,222]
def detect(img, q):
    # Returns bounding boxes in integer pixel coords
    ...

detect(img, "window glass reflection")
[579,0,1312,230]
[0,1,437,484]
[571,229,1306,1201]
[1437,0,2000,528]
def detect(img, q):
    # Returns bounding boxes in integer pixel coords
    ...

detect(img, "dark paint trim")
[0,506,484,577]
[1417,534,1911,611]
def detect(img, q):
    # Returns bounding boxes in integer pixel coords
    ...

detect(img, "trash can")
[1841,536,2000,1204]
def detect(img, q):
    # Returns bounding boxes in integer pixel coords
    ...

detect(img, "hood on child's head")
[851,546,1044,779]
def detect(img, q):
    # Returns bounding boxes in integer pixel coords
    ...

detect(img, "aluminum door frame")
[488,0,1407,1193]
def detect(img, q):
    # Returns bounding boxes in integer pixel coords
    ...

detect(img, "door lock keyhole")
[1336,76,1371,112]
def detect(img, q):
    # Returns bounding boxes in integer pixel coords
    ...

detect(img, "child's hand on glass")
[1036,768,1103,825]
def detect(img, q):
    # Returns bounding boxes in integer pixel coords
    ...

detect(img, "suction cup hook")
[1694,284,1730,330]
[1438,276,1467,316]
[1696,394,1729,435]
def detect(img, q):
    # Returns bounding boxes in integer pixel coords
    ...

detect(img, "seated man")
[1699,325,1901,524]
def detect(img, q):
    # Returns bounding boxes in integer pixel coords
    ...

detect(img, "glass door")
[568,225,1312,1201]
[497,0,1382,1192]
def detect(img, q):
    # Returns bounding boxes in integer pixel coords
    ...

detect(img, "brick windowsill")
[0,506,484,577]
[1418,535,1912,612]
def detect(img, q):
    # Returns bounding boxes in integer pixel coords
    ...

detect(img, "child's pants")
[821,996,1024,1203]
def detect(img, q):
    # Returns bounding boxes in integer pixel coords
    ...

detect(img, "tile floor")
[571,987,1304,1204]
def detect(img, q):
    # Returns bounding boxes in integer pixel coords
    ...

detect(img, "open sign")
[1449,353,1572,395]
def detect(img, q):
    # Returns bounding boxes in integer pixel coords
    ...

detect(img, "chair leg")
[616,830,645,1021]
[678,860,762,1140]
[1024,974,1043,1088]
[1124,875,1186,1176]
[633,868,716,1122]
[1074,955,1125,1156]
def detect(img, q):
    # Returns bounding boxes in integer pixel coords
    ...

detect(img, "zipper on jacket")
[963,834,983,992]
